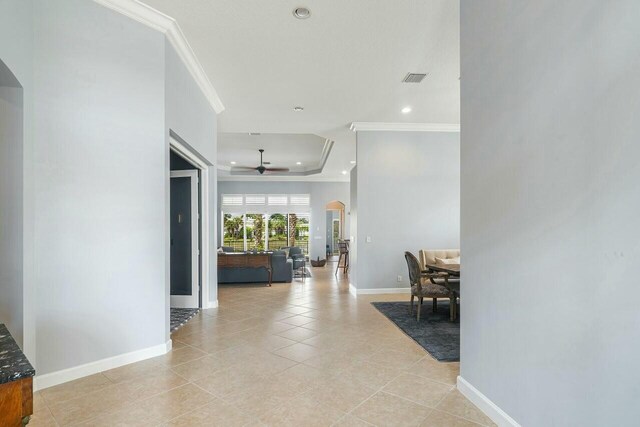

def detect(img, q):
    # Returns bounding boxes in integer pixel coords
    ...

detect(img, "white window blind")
[222,194,243,206]
[245,194,266,206]
[268,195,288,206]
[221,193,310,213]
[289,194,310,206]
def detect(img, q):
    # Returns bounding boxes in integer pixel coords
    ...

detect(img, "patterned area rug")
[170,308,199,332]
[371,301,459,362]
[294,267,313,279]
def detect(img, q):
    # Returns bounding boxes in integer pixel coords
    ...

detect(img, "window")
[221,193,312,254]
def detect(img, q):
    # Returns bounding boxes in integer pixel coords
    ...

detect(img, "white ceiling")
[142,0,460,181]
[217,133,332,174]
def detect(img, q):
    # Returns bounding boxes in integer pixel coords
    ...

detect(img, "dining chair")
[404,251,452,321]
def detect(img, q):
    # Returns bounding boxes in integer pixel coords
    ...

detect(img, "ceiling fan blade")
[264,167,290,172]
[231,166,258,171]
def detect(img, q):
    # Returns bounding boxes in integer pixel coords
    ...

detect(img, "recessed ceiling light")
[293,7,311,19]
[296,161,302,165]
[230,161,236,165]
[350,160,356,164]
[293,106,304,112]
[401,106,412,114]
[342,170,347,175]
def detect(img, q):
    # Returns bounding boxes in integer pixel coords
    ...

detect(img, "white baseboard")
[34,340,172,391]
[457,376,520,427]
[352,287,411,295]
[204,299,219,309]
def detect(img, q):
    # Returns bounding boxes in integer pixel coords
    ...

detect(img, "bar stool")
[335,241,349,275]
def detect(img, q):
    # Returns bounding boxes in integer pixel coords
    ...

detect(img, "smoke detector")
[293,7,311,19]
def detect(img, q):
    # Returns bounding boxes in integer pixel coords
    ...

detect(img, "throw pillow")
[435,256,460,265]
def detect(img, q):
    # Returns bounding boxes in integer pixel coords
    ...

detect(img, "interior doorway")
[0,58,25,348]
[168,138,211,315]
[325,201,345,262]
[170,168,199,308]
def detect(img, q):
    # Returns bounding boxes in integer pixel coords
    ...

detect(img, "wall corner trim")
[457,376,521,427]
[205,299,219,309]
[349,122,460,132]
[349,283,358,297]
[93,0,225,113]
[33,340,172,391]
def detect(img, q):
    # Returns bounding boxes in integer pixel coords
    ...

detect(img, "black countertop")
[0,324,35,384]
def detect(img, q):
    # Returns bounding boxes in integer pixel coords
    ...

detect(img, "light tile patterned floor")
[30,264,494,426]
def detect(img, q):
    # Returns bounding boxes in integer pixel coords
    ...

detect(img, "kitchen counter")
[0,324,35,384]
[0,324,35,426]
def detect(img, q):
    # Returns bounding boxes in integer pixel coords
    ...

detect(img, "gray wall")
[0,0,34,359]
[32,0,167,374]
[0,0,219,377]
[461,1,640,425]
[353,131,459,290]
[165,41,218,315]
[217,181,349,261]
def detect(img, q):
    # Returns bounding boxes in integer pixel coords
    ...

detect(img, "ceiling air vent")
[402,73,427,83]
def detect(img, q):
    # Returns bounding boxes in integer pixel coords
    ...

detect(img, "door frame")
[169,137,211,310]
[170,170,199,308]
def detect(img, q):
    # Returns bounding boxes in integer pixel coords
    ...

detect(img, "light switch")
[366,236,372,243]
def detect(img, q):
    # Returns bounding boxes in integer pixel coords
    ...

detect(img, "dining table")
[424,263,460,321]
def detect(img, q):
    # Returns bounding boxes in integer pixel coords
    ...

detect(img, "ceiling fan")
[232,149,290,175]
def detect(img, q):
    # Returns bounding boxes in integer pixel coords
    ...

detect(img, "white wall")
[461,1,640,425]
[217,180,350,261]
[0,0,35,360]
[353,131,459,290]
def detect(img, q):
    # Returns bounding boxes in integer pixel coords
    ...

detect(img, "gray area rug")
[170,308,199,332]
[371,301,459,362]
[294,267,312,278]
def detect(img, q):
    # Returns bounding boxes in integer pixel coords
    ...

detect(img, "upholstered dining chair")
[404,251,452,321]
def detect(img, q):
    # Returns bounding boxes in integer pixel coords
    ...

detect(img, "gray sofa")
[279,246,306,269]
[218,249,293,284]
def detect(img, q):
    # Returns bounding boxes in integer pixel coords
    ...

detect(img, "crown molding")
[93,0,225,113]
[349,122,460,132]
[226,139,335,177]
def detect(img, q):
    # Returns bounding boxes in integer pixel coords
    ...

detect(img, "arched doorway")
[325,200,345,261]
[0,57,25,346]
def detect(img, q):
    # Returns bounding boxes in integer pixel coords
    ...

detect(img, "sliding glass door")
[268,213,288,251]
[245,213,265,251]
[222,213,245,252]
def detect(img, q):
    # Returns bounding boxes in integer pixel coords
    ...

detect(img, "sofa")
[279,246,305,269]
[419,249,460,287]
[418,249,460,270]
[218,250,293,284]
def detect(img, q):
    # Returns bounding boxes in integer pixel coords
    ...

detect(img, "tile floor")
[30,264,494,427]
